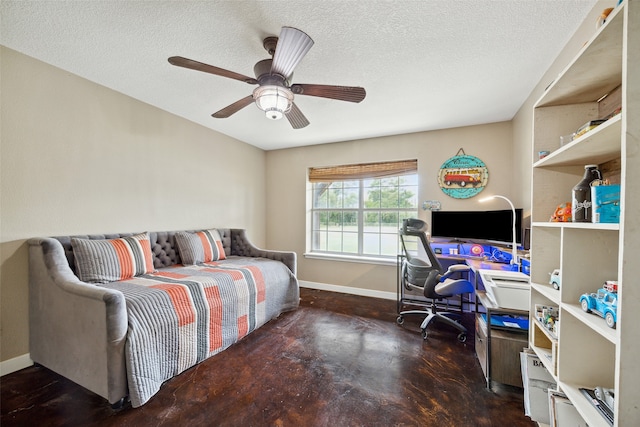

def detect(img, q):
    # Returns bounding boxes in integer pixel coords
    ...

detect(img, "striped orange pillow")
[71,233,155,283]
[175,229,226,265]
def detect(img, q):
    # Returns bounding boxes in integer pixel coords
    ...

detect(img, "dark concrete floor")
[1,288,535,426]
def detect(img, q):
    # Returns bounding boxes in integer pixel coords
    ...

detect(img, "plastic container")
[479,270,530,310]
[560,133,575,146]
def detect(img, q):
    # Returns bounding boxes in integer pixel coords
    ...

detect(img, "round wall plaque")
[437,149,489,199]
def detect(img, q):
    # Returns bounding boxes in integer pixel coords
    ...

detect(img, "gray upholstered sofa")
[28,228,299,408]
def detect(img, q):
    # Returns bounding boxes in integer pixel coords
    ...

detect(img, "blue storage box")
[591,184,620,223]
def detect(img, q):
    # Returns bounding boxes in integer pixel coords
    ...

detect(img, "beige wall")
[266,122,514,293]
[0,47,267,363]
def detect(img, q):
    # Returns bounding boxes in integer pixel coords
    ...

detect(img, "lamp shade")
[253,85,293,120]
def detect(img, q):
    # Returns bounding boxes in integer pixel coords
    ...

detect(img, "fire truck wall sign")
[437,149,489,199]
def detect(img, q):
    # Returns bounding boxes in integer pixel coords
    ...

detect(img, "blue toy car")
[579,288,618,328]
[549,269,561,290]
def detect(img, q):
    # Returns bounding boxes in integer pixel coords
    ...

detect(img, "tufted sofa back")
[54,229,232,274]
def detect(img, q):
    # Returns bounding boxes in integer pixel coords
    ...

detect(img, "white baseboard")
[299,280,396,301]
[1,353,33,376]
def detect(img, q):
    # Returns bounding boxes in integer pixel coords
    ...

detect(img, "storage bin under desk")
[475,291,529,389]
[476,314,528,388]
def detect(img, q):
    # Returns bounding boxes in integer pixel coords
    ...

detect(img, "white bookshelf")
[529,2,640,426]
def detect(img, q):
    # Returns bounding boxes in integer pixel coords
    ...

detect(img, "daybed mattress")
[99,256,298,407]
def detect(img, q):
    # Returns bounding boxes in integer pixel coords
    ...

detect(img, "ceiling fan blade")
[212,95,254,118]
[285,103,310,129]
[270,27,314,78]
[168,56,258,85]
[290,84,366,103]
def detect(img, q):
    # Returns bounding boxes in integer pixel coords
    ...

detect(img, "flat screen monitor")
[430,208,523,246]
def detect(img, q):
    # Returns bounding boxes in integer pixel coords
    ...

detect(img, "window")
[308,160,418,259]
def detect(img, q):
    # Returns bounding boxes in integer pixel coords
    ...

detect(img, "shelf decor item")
[535,304,559,338]
[549,269,561,290]
[550,202,572,222]
[437,148,489,199]
[572,164,602,222]
[591,181,620,223]
[575,119,608,138]
[579,287,618,329]
[580,388,614,425]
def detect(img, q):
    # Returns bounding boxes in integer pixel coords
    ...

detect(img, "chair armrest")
[447,264,471,273]
[441,263,470,279]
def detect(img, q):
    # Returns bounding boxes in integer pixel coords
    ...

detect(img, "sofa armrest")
[28,237,128,404]
[229,229,297,276]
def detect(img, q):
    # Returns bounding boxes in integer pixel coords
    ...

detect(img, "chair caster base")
[396,316,404,325]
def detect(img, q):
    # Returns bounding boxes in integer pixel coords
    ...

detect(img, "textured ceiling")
[1,0,598,151]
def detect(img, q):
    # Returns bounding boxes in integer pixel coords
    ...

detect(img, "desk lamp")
[479,195,518,266]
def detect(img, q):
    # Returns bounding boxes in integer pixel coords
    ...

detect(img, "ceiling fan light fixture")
[253,85,294,120]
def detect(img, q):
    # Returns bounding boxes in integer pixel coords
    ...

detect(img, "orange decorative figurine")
[551,202,572,222]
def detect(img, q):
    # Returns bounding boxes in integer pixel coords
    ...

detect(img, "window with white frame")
[308,160,418,259]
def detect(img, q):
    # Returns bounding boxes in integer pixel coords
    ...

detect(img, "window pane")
[328,211,343,227]
[342,180,359,188]
[380,177,398,187]
[381,211,399,232]
[343,232,358,253]
[364,212,379,232]
[363,186,380,209]
[380,186,399,208]
[363,178,379,188]
[327,232,342,252]
[380,234,399,256]
[312,230,326,251]
[313,211,328,231]
[363,233,380,255]
[400,189,418,208]
[328,188,343,208]
[312,184,328,208]
[343,188,359,209]
[343,210,358,230]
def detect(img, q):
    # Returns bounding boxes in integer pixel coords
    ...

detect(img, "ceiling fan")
[168,26,366,129]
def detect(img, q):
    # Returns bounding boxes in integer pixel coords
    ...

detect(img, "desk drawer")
[490,328,528,387]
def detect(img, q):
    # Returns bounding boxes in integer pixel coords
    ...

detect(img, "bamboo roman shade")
[308,159,417,182]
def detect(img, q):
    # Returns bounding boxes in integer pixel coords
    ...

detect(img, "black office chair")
[396,218,475,342]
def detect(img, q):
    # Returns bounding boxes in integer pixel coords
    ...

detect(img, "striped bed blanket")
[100,256,299,407]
